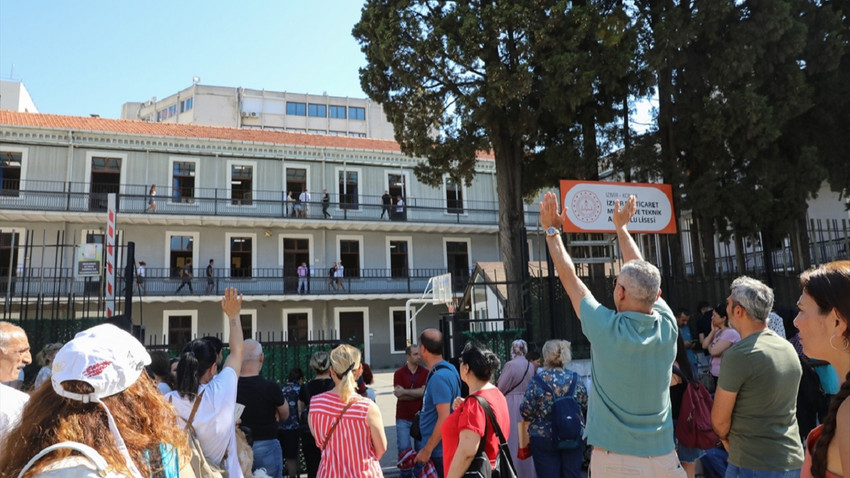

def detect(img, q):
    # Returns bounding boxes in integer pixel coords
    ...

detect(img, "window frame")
[348,106,366,120]
[282,308,314,342]
[223,308,256,342]
[286,102,307,116]
[385,236,413,279]
[335,166,362,211]
[389,306,415,354]
[333,306,371,363]
[329,105,347,119]
[225,232,257,279]
[0,146,27,199]
[164,231,199,277]
[226,159,257,207]
[162,310,198,347]
[168,156,199,205]
[443,174,468,215]
[308,104,327,117]
[337,234,364,278]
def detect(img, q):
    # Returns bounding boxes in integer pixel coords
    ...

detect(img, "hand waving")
[612,195,637,230]
[538,191,567,230]
[221,287,243,319]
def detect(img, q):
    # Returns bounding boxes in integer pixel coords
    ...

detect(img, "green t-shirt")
[718,329,804,471]
[579,295,678,456]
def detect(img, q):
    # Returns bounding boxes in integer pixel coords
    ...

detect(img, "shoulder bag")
[463,394,517,478]
[321,398,358,451]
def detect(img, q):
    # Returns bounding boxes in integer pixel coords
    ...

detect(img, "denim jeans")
[252,438,283,478]
[530,435,583,478]
[724,464,801,478]
[397,419,415,478]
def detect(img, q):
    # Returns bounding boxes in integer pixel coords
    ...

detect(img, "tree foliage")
[355,0,637,318]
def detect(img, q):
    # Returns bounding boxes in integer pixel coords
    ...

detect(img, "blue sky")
[0,1,370,118]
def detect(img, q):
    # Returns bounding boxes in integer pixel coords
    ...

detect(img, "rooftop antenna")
[192,76,200,84]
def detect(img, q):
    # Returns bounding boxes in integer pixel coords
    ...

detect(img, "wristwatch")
[545,226,560,237]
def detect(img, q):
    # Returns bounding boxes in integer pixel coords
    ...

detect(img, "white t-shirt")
[0,382,29,440]
[34,366,52,390]
[166,367,242,478]
[335,264,344,278]
[31,456,127,478]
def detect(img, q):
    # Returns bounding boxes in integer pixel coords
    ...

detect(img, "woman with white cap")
[0,322,191,477]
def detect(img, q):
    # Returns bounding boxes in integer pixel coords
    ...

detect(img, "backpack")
[675,380,720,449]
[533,372,584,450]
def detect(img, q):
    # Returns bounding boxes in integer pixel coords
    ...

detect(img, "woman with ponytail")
[166,287,246,477]
[795,261,850,478]
[308,344,386,477]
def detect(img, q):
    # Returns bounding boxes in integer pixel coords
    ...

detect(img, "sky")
[0,1,371,118]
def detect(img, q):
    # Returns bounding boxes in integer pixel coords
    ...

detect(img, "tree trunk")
[492,135,527,321]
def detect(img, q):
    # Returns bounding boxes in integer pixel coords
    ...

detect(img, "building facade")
[0,110,545,368]
[121,84,396,140]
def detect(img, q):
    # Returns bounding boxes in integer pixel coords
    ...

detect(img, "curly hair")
[800,261,850,478]
[0,374,189,477]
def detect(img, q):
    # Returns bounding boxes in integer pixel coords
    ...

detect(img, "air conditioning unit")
[250,112,258,117]
[241,111,259,117]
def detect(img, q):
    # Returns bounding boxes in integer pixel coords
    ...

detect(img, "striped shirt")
[308,391,383,478]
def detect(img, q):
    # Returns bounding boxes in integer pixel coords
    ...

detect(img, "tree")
[354,1,637,319]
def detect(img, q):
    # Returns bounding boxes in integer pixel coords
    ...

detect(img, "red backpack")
[675,380,720,449]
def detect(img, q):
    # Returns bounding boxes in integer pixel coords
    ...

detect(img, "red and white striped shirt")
[308,391,383,478]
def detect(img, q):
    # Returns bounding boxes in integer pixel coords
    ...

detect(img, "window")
[0,229,23,293]
[230,164,253,205]
[308,104,327,117]
[167,315,193,348]
[282,236,311,293]
[349,106,365,120]
[329,130,347,136]
[180,97,193,112]
[239,313,253,341]
[334,307,370,361]
[168,234,195,278]
[286,102,306,116]
[285,167,307,206]
[390,308,412,354]
[171,160,196,203]
[445,176,464,214]
[445,239,471,292]
[285,311,310,342]
[229,235,253,278]
[387,172,408,204]
[0,151,22,197]
[89,155,122,212]
[388,239,410,278]
[157,104,178,121]
[339,239,361,278]
[348,132,366,138]
[337,169,360,210]
[329,105,346,119]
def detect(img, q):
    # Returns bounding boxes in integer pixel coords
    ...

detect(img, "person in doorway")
[298,262,309,295]
[205,259,215,294]
[381,190,392,219]
[145,184,157,212]
[321,189,332,219]
[175,258,193,294]
[299,190,311,218]
[285,190,294,217]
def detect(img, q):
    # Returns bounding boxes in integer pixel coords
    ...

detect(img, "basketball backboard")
[431,273,452,304]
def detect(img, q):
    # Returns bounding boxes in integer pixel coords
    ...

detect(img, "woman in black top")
[298,351,335,478]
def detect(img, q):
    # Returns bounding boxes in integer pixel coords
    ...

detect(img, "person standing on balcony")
[145,184,157,213]
[395,196,405,221]
[136,261,146,294]
[322,189,332,219]
[327,262,338,291]
[298,262,309,295]
[285,190,294,217]
[381,190,392,219]
[206,259,215,294]
[175,258,194,294]
[335,261,346,291]
[299,190,311,218]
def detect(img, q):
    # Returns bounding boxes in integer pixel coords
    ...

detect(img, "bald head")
[418,328,444,367]
[240,339,264,376]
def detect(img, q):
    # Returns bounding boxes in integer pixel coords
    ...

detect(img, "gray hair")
[542,339,572,368]
[729,276,774,321]
[0,321,25,351]
[619,260,662,305]
[243,339,263,361]
[310,350,331,373]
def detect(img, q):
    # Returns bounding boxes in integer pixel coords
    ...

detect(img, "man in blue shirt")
[413,328,461,478]
[540,193,684,477]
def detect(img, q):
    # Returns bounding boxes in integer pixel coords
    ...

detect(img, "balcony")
[0,180,542,227]
[0,267,467,300]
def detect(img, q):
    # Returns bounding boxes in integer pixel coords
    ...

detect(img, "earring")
[829,334,850,352]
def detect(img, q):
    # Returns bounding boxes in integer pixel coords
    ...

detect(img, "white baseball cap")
[51,324,151,478]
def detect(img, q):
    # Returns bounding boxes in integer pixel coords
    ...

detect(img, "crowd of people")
[0,192,848,478]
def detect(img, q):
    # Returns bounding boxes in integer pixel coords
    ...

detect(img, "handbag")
[463,395,518,478]
[181,390,227,478]
[321,398,358,450]
[234,425,253,478]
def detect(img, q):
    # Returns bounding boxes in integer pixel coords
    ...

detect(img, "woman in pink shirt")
[701,303,741,387]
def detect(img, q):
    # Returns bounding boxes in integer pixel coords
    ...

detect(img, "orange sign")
[559,180,677,234]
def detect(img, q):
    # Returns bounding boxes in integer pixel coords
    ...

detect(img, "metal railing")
[0,179,542,226]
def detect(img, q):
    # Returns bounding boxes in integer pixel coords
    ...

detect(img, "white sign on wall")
[559,180,677,234]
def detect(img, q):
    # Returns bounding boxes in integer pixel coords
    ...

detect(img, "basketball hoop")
[446,298,458,313]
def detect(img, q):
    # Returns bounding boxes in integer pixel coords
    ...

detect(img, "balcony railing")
[0,180,542,226]
[0,267,466,299]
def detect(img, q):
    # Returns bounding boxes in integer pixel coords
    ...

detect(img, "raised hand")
[538,191,567,230]
[612,195,637,230]
[221,287,243,319]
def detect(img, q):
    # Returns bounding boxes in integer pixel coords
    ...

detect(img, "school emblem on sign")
[571,190,602,223]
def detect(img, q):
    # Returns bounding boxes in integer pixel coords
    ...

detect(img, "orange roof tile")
[0,110,496,159]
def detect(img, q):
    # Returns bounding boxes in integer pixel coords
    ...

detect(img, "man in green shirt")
[711,276,804,476]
